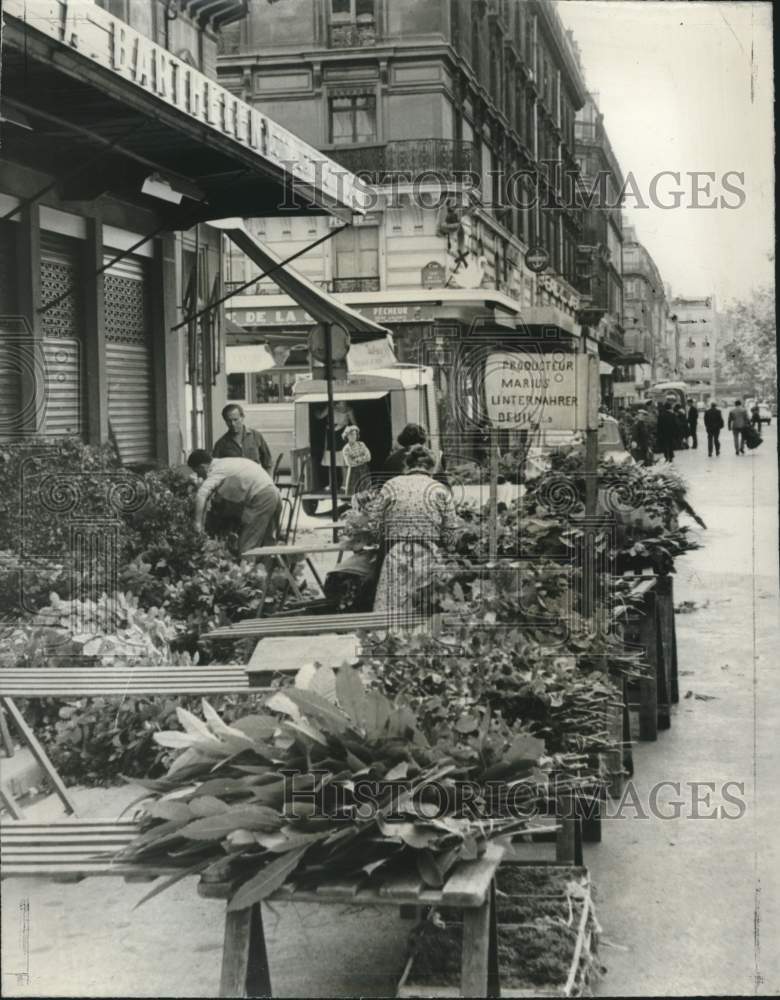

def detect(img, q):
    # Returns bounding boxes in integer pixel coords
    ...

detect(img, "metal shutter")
[104,254,155,465]
[0,222,22,439]
[40,233,85,439]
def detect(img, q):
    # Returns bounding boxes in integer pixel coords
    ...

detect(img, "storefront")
[1,0,366,464]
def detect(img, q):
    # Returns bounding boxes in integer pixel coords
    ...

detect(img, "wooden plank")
[2,698,78,815]
[243,542,343,558]
[461,898,491,997]
[219,903,273,999]
[0,783,25,820]
[440,842,504,907]
[313,876,364,898]
[376,872,426,900]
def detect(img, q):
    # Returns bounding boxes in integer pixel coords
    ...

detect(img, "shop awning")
[213,221,392,341]
[2,0,366,223]
[225,345,276,374]
[599,361,615,375]
[296,390,390,403]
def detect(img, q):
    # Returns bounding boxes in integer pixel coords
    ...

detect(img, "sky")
[556,0,774,308]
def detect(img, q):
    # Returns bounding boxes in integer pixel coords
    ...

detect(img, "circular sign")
[308,323,350,364]
[525,246,551,273]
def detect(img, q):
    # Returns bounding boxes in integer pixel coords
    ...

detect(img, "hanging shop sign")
[537,273,579,313]
[347,337,398,371]
[5,0,367,214]
[421,261,446,289]
[525,246,551,273]
[483,351,599,431]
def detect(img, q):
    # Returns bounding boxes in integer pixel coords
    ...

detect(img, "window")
[331,0,374,18]
[227,374,246,401]
[329,95,377,144]
[702,358,710,368]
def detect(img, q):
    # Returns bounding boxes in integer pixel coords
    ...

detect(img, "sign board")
[4,0,368,214]
[525,246,550,273]
[309,324,350,363]
[421,261,446,288]
[347,337,398,371]
[483,351,599,431]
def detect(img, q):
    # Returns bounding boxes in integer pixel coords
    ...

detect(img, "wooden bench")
[0,666,260,818]
[1,820,506,997]
[204,610,433,642]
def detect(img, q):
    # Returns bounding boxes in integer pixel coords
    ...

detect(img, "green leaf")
[188,795,228,818]
[227,845,308,911]
[335,664,369,727]
[284,688,352,735]
[453,715,479,735]
[178,806,284,840]
[145,801,194,823]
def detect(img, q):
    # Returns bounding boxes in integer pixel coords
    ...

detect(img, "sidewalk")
[586,429,780,995]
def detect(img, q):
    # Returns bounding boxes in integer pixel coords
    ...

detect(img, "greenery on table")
[118,664,556,910]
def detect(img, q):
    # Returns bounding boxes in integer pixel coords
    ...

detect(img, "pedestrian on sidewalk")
[703,401,724,457]
[630,409,652,466]
[673,404,689,449]
[189,451,282,556]
[727,399,750,455]
[687,398,699,449]
[657,402,677,463]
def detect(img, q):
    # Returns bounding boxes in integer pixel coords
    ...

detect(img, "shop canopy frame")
[2,1,365,225]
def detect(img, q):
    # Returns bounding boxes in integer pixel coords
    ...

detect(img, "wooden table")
[242,541,345,607]
[204,610,433,642]
[199,842,506,998]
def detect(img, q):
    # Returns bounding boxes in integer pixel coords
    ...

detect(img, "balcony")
[329,139,478,185]
[329,19,377,48]
[225,277,380,296]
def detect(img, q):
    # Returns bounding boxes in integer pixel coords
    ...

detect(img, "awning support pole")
[324,323,340,526]
[171,225,348,332]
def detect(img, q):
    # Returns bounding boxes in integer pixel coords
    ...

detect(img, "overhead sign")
[525,246,551,273]
[5,0,368,214]
[347,337,399,371]
[226,306,313,327]
[483,351,599,431]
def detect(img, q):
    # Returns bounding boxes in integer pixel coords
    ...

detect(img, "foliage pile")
[118,665,555,910]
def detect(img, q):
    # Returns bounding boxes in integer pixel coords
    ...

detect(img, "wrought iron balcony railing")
[329,276,380,293]
[329,139,478,184]
[329,20,377,48]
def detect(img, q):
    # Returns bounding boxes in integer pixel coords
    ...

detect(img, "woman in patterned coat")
[370,445,459,616]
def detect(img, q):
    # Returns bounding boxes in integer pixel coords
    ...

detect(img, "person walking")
[687,399,699,450]
[703,401,724,457]
[727,399,750,455]
[212,404,273,472]
[673,404,689,449]
[630,409,652,466]
[188,451,282,556]
[656,402,677,463]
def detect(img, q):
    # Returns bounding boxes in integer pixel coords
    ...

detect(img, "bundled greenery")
[117,664,560,910]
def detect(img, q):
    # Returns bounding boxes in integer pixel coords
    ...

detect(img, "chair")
[276,477,302,546]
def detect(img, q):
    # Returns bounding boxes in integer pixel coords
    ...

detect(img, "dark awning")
[214,221,392,341]
[2,0,365,225]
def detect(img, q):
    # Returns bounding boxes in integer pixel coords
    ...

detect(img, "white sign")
[484,352,598,431]
[5,0,368,215]
[347,337,398,371]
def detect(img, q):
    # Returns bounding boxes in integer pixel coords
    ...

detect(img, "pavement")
[2,429,778,996]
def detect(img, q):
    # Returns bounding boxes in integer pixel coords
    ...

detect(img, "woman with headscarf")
[371,445,459,616]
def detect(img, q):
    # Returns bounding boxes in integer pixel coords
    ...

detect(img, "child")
[341,424,371,495]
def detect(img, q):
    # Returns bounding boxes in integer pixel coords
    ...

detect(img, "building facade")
[1,0,363,465]
[573,90,625,410]
[670,295,718,403]
[619,224,667,398]
[216,0,589,438]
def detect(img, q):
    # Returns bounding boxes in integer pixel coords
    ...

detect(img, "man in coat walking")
[703,401,724,457]
[727,399,750,455]
[687,399,699,449]
[656,402,677,463]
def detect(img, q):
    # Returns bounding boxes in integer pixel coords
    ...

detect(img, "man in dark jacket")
[656,402,677,463]
[673,404,688,449]
[727,399,750,455]
[630,410,652,465]
[703,402,724,457]
[687,399,699,449]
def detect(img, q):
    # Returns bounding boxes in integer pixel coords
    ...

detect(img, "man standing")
[727,399,750,455]
[188,451,281,556]
[630,410,652,466]
[656,402,677,463]
[703,401,724,457]
[687,399,699,450]
[213,404,273,472]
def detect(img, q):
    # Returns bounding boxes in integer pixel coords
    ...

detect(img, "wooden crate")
[397,864,599,998]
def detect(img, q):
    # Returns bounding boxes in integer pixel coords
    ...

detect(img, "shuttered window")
[104,254,156,465]
[40,233,85,439]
